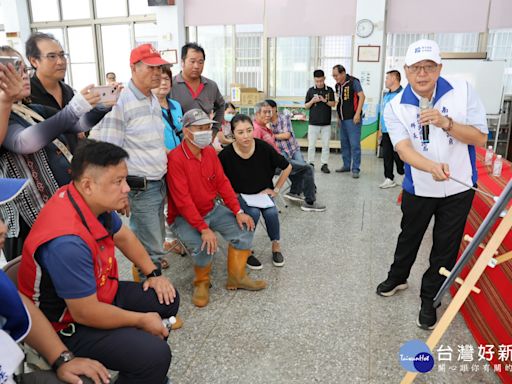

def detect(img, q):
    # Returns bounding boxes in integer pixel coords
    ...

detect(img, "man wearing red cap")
[90,44,170,281]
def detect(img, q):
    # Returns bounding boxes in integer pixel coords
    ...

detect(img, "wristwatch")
[145,268,162,279]
[52,350,75,371]
[442,116,454,132]
[274,187,280,194]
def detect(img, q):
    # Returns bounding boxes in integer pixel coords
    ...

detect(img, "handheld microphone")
[419,97,430,144]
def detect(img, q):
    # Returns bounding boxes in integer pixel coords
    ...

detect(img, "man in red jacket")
[18,140,179,384]
[167,109,267,308]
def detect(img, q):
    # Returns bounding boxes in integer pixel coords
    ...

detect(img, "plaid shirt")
[271,114,299,158]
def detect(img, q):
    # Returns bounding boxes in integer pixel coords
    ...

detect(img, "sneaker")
[416,300,437,330]
[321,164,330,174]
[283,192,305,202]
[246,254,262,270]
[379,178,397,189]
[335,167,350,173]
[300,201,326,212]
[352,172,360,179]
[272,251,285,267]
[376,278,408,297]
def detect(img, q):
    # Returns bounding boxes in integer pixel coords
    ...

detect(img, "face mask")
[191,130,212,149]
[224,113,234,122]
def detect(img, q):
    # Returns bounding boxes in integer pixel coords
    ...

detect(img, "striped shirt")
[271,114,300,158]
[90,80,167,180]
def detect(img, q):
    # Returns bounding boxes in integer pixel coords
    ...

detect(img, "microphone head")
[419,97,429,110]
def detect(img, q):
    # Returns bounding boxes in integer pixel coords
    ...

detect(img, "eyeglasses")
[39,52,69,62]
[406,64,438,74]
[19,65,35,77]
[22,67,35,76]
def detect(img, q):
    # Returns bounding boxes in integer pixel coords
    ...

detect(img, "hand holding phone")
[0,57,24,103]
[91,85,119,103]
[0,56,21,71]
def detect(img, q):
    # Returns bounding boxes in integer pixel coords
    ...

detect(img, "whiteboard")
[440,60,505,115]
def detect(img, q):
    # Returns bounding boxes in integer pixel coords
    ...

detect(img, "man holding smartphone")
[305,69,335,173]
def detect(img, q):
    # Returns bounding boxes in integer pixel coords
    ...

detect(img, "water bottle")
[484,146,494,166]
[162,316,176,330]
[492,155,503,177]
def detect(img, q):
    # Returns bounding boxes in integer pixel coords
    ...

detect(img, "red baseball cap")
[130,44,169,66]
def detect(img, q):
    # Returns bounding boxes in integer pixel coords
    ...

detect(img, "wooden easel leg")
[400,207,512,384]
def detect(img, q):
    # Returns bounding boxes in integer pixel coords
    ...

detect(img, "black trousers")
[18,371,93,384]
[59,282,180,384]
[381,132,404,180]
[387,189,474,302]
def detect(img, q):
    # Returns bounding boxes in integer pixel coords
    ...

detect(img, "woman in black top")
[219,114,291,269]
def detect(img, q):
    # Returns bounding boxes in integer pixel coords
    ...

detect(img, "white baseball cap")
[405,39,441,66]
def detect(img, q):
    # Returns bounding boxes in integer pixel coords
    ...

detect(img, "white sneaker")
[379,178,397,189]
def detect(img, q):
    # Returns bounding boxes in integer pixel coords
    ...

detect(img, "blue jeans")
[339,119,362,173]
[238,195,280,242]
[128,179,166,270]
[170,203,254,267]
[287,150,316,203]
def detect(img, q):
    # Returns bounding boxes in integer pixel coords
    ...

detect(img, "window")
[101,24,132,84]
[61,0,91,20]
[436,33,479,52]
[385,32,481,72]
[67,26,97,89]
[192,25,233,96]
[488,29,512,95]
[29,0,60,22]
[30,0,156,88]
[274,37,312,97]
[319,36,353,89]
[235,25,263,90]
[95,0,128,18]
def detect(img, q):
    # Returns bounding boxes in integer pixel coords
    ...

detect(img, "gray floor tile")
[114,151,500,384]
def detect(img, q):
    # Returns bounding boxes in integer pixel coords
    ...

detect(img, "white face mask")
[191,130,213,149]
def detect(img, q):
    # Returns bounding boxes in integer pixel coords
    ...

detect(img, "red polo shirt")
[253,119,279,152]
[166,141,241,232]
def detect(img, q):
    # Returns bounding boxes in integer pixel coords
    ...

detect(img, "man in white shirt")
[375,40,488,330]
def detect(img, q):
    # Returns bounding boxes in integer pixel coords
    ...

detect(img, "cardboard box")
[230,84,264,106]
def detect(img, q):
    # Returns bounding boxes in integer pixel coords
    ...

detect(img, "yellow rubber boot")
[226,245,267,290]
[192,264,211,307]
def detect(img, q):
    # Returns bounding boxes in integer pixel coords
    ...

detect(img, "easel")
[401,181,512,384]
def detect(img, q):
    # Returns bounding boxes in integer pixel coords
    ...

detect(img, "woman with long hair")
[219,114,292,269]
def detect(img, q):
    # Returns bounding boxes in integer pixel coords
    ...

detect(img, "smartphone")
[0,56,21,71]
[91,85,118,103]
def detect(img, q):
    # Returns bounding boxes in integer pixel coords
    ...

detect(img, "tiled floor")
[4,151,501,384]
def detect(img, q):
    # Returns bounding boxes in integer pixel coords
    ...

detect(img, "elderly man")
[18,140,179,384]
[376,40,488,330]
[266,99,326,213]
[170,43,225,135]
[90,44,169,279]
[167,109,266,308]
[332,64,365,178]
